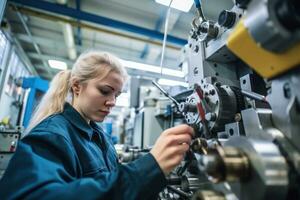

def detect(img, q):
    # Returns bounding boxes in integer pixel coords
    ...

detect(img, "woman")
[0,50,193,200]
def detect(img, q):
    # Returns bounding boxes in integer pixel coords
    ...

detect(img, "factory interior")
[0,0,300,199]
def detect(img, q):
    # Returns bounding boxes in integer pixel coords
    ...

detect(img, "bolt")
[283,82,291,99]
[200,154,222,176]
[234,113,242,122]
[194,67,199,75]
[194,45,199,53]
[205,112,217,121]
[214,82,221,87]
[191,138,208,154]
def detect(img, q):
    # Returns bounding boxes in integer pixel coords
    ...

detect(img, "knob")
[235,0,251,9]
[218,10,236,28]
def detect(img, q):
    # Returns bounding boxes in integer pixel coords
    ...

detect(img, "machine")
[157,0,300,199]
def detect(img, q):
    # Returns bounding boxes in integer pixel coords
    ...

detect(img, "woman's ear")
[71,81,82,96]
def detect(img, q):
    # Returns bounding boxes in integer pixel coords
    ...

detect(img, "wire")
[193,0,206,22]
[160,0,173,76]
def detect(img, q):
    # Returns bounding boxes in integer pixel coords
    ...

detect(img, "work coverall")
[0,103,166,199]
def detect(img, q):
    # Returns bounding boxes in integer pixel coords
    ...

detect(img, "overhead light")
[48,60,68,70]
[155,0,194,12]
[121,59,184,78]
[158,78,188,87]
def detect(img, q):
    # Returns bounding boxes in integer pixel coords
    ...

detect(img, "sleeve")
[0,132,166,200]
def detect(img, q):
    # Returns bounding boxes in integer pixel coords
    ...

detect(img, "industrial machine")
[156,0,300,199]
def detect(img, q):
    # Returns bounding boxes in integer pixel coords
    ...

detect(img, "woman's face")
[72,71,124,122]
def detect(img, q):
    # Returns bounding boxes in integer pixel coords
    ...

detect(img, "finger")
[169,154,185,167]
[166,134,192,146]
[164,124,194,136]
[165,143,190,157]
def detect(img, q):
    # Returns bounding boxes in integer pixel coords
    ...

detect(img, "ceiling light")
[158,78,188,87]
[121,59,184,78]
[155,0,194,12]
[48,60,68,70]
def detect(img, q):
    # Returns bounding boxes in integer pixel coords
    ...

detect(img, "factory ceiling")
[4,0,233,81]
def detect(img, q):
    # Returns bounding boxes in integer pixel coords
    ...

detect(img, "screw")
[205,112,217,121]
[234,113,242,122]
[283,83,291,99]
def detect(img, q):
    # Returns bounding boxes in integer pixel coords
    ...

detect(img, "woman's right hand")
[150,124,194,175]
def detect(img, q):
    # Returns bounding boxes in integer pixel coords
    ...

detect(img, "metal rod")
[9,0,186,46]
[166,185,191,198]
[152,81,180,109]
[15,8,49,71]
[14,6,181,51]
[241,89,267,102]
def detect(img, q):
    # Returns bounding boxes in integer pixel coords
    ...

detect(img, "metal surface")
[0,0,7,23]
[14,6,181,51]
[162,0,300,199]
[15,8,49,70]
[225,137,289,200]
[244,0,300,52]
[199,146,250,183]
[152,81,180,109]
[21,77,49,128]
[0,131,20,152]
[183,82,237,136]
[192,190,226,200]
[267,69,300,151]
[0,153,13,178]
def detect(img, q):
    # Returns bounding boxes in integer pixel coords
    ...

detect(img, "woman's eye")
[100,89,110,95]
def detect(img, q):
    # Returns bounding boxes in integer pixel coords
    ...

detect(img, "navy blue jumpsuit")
[0,103,166,199]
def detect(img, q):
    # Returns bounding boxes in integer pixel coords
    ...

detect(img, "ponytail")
[27,70,71,132]
[26,50,128,133]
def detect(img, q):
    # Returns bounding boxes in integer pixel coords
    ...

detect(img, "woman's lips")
[99,110,110,115]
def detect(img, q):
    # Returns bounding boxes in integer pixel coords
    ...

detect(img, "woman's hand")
[150,124,194,175]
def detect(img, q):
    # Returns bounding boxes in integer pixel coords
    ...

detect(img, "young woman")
[0,50,193,200]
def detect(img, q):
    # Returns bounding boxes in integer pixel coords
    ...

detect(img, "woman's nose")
[105,97,116,107]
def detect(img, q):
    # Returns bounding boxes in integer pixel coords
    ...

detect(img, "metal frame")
[21,77,49,128]
[9,0,187,46]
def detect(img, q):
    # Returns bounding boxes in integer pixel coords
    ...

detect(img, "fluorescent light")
[155,0,194,12]
[158,78,188,87]
[48,60,68,70]
[121,59,184,78]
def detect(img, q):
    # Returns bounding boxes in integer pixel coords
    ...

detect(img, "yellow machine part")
[227,20,300,79]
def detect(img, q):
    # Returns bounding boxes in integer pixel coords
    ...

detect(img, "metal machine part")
[218,10,236,29]
[161,0,300,199]
[267,68,300,151]
[197,21,219,42]
[181,175,202,192]
[0,130,21,179]
[244,0,300,52]
[190,138,209,155]
[118,147,150,163]
[225,137,289,200]
[198,145,250,183]
[0,131,20,152]
[182,81,238,137]
[195,137,289,200]
[192,190,226,200]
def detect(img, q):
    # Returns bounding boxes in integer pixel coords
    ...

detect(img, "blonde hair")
[27,50,128,132]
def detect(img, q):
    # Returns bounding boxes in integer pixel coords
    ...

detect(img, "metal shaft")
[152,81,180,108]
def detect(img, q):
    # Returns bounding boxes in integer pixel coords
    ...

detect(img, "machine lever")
[152,81,180,109]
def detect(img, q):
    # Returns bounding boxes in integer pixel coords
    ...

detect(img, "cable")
[160,0,173,76]
[193,0,206,22]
